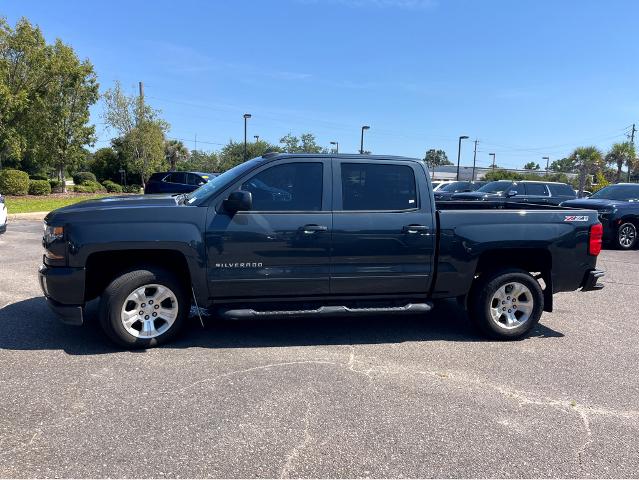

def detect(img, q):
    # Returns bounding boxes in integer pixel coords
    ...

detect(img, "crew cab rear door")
[330,158,435,295]
[205,158,332,298]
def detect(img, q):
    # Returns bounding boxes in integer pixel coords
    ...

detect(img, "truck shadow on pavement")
[0,296,563,355]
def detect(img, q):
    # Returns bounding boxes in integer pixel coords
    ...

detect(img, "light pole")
[360,125,370,154]
[489,153,496,171]
[243,113,251,161]
[330,141,339,154]
[542,156,550,175]
[456,135,469,180]
[254,135,259,143]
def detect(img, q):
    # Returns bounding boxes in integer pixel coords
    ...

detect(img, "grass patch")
[6,193,127,214]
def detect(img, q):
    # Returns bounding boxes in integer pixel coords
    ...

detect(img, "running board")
[217,302,433,320]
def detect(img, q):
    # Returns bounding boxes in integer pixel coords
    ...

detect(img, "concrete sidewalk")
[8,211,48,221]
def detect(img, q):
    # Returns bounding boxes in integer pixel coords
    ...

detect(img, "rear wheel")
[469,269,544,340]
[616,222,637,250]
[99,267,189,348]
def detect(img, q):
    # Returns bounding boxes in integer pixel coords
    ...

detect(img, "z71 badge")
[564,215,589,222]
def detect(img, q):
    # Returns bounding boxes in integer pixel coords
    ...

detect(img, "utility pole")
[243,113,252,161]
[628,124,636,182]
[489,153,496,171]
[471,139,478,181]
[543,156,550,176]
[195,133,197,153]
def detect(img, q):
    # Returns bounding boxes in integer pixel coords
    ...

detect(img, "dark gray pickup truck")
[39,153,604,348]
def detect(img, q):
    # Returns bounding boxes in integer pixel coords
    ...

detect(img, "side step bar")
[217,302,433,321]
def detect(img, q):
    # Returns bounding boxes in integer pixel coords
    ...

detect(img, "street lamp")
[456,135,469,180]
[542,156,550,175]
[330,141,339,154]
[360,126,370,154]
[254,135,259,142]
[243,113,252,161]
[489,153,496,171]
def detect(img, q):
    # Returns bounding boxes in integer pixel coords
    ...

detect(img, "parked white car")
[0,194,7,234]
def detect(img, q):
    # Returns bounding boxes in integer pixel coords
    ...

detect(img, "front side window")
[477,181,512,194]
[241,162,323,211]
[590,185,639,201]
[341,163,417,211]
[166,172,186,184]
[525,183,548,196]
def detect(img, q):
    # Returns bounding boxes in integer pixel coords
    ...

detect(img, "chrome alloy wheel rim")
[489,282,534,329]
[120,284,178,338]
[619,224,636,248]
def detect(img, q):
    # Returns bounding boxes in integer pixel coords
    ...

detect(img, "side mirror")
[506,190,519,197]
[223,191,252,214]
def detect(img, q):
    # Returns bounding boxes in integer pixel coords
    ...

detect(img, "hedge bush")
[29,174,48,181]
[73,180,105,193]
[102,180,123,193]
[28,179,52,196]
[123,184,142,193]
[72,171,97,185]
[49,179,65,193]
[0,169,30,195]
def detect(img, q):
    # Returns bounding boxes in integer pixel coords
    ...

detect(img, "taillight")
[589,223,603,256]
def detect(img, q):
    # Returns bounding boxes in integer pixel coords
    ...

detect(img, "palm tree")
[164,140,189,171]
[572,146,604,196]
[605,142,635,183]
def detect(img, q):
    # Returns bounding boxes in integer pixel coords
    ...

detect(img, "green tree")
[178,149,220,173]
[37,40,98,185]
[605,142,636,183]
[102,81,169,185]
[549,157,576,173]
[523,161,540,170]
[572,146,604,196]
[279,133,325,153]
[0,17,98,181]
[164,139,189,171]
[423,149,452,168]
[218,139,281,171]
[89,146,121,182]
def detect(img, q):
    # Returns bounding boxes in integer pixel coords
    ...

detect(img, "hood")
[560,198,624,210]
[45,194,179,223]
[451,191,500,200]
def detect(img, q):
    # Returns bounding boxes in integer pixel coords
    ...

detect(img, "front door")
[331,159,435,295]
[206,159,332,299]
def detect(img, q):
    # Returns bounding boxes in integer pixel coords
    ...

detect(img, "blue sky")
[4,0,639,168]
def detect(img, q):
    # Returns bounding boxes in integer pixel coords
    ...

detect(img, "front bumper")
[581,269,605,292]
[39,264,86,326]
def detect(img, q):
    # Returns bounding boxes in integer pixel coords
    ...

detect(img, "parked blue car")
[144,171,217,194]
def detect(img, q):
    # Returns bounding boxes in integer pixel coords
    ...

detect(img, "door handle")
[402,224,429,234]
[300,224,328,234]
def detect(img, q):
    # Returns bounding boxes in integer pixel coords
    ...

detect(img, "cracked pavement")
[1,221,638,478]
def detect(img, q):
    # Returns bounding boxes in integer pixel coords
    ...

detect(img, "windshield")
[186,158,263,204]
[477,180,513,194]
[590,184,639,202]
[439,181,468,192]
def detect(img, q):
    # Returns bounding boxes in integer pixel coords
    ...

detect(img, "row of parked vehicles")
[430,178,639,249]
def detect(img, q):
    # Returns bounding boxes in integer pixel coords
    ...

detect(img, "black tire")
[469,268,544,340]
[615,222,637,250]
[99,267,189,348]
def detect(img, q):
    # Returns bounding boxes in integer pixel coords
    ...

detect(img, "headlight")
[44,224,64,243]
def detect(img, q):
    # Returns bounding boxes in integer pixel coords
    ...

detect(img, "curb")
[9,212,48,221]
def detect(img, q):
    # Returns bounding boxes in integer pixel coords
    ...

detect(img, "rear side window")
[242,162,323,211]
[525,183,548,196]
[341,163,417,211]
[166,172,186,184]
[548,183,575,197]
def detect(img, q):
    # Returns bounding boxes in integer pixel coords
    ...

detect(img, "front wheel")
[616,222,637,250]
[469,269,544,340]
[99,267,189,348]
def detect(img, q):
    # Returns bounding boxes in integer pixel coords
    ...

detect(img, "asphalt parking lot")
[0,220,638,478]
